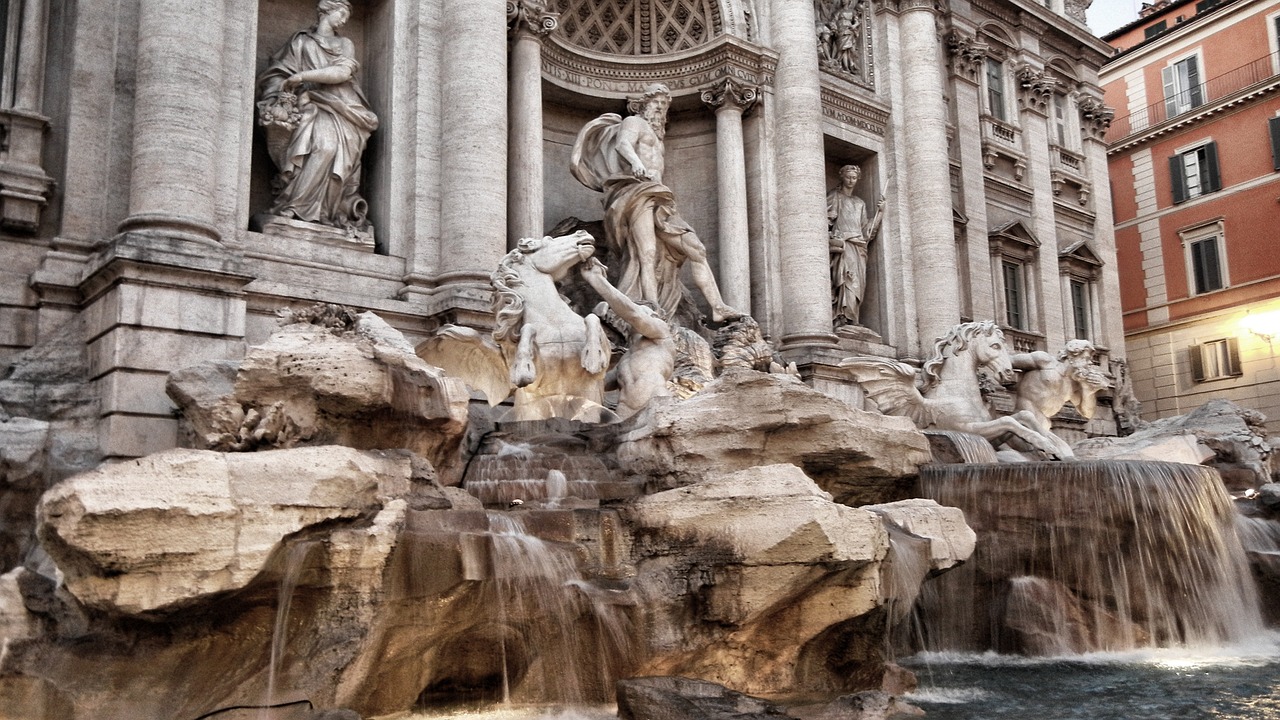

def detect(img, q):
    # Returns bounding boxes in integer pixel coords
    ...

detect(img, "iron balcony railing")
[1106,52,1280,143]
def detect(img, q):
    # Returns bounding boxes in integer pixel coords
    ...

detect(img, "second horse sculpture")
[839,321,1070,459]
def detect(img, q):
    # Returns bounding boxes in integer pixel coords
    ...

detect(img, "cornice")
[541,34,778,100]
[820,82,891,136]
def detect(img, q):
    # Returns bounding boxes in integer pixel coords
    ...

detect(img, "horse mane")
[920,320,1002,390]
[491,237,544,343]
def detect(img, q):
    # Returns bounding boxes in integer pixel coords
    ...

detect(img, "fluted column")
[117,0,227,243]
[507,1,557,242]
[440,0,509,283]
[899,0,961,346]
[771,0,837,349]
[701,77,757,313]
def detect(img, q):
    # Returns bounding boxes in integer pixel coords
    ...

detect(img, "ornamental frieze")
[820,84,890,136]
[540,34,776,99]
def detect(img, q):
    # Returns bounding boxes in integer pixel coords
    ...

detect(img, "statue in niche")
[256,0,378,237]
[826,164,883,327]
[570,83,741,323]
[1011,339,1111,457]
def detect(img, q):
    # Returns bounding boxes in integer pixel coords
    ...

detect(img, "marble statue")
[839,321,1070,459]
[827,164,883,326]
[570,83,740,323]
[1011,339,1111,458]
[816,0,869,78]
[256,0,378,234]
[418,231,616,422]
[580,258,676,419]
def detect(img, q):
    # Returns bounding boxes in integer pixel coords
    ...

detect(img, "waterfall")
[262,541,317,717]
[915,461,1265,654]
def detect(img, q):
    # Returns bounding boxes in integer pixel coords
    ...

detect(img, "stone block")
[88,326,245,377]
[94,370,175,416]
[82,282,247,339]
[97,413,178,459]
[0,306,37,347]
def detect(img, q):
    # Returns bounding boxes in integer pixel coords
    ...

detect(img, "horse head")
[922,320,1014,389]
[516,230,596,281]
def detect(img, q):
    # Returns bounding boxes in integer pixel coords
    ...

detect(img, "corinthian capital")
[701,76,760,114]
[507,0,559,39]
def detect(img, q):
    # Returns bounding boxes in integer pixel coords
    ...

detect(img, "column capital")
[1077,95,1115,142]
[507,0,559,39]
[884,0,946,15]
[945,30,987,83]
[700,77,759,115]
[1015,64,1056,115]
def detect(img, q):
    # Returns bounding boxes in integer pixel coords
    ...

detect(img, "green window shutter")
[1162,65,1178,119]
[1187,58,1204,107]
[1268,117,1280,172]
[1203,141,1221,192]
[1189,344,1206,382]
[1170,154,1188,204]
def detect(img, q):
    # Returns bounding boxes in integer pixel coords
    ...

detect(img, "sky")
[1087,0,1142,36]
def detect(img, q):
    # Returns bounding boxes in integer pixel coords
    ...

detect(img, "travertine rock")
[37,446,423,614]
[617,676,791,720]
[1075,399,1270,488]
[168,312,470,471]
[623,464,891,696]
[617,369,930,505]
[863,498,977,573]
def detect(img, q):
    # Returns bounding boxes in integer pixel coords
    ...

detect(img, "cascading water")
[913,460,1265,654]
[262,541,317,718]
[415,511,634,709]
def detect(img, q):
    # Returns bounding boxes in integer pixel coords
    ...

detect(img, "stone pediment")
[541,33,776,100]
[1059,239,1103,267]
[988,219,1040,249]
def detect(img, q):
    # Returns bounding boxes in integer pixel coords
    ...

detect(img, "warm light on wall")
[1241,311,1280,344]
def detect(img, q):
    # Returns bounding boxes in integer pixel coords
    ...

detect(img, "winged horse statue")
[416,230,617,422]
[838,321,1070,459]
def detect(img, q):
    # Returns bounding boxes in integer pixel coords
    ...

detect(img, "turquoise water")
[904,642,1280,720]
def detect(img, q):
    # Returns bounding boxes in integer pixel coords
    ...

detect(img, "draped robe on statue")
[257,30,379,231]
[570,113,694,317]
[827,189,871,325]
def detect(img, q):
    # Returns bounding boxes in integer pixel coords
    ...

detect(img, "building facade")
[1102,0,1280,421]
[0,0,1121,465]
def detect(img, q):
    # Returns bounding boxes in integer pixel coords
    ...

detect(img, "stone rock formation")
[616,369,931,505]
[37,446,436,615]
[168,310,470,474]
[1075,399,1271,489]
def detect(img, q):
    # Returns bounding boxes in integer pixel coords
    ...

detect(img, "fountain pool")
[903,641,1280,719]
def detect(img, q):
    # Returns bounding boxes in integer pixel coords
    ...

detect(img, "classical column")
[507,1,557,242]
[439,0,509,283]
[701,77,758,313]
[1017,64,1065,350]
[116,0,226,243]
[898,0,961,347]
[771,0,837,349]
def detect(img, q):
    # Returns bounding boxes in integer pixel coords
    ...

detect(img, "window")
[1270,116,1280,171]
[1069,280,1090,340]
[1003,260,1026,329]
[1180,220,1227,296]
[1169,141,1221,203]
[1189,237,1224,294]
[1052,93,1069,146]
[1163,55,1204,118]
[1190,337,1241,382]
[1144,20,1168,39]
[986,58,1006,122]
[1196,0,1224,14]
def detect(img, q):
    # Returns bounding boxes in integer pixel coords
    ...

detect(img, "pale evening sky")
[1087,0,1143,36]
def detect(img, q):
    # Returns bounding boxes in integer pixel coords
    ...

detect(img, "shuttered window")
[1163,56,1204,118]
[1189,237,1224,294]
[1169,142,1221,203]
[1270,116,1280,172]
[1189,338,1241,382]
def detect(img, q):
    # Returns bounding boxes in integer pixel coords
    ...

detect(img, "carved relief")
[553,0,722,55]
[1065,0,1094,24]
[946,30,988,82]
[508,0,559,38]
[1076,95,1115,142]
[814,0,875,89]
[540,36,776,99]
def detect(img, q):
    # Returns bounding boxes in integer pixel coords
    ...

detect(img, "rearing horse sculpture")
[416,230,616,422]
[838,321,1068,459]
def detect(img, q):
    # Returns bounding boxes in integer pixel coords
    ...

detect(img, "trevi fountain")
[0,1,1278,719]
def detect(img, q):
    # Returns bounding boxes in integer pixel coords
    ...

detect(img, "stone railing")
[1051,144,1085,174]
[1002,326,1044,354]
[983,114,1020,146]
